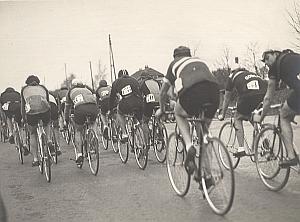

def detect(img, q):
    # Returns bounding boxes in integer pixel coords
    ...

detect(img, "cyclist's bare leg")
[174,102,192,150]
[116,112,128,137]
[142,115,150,146]
[100,113,108,127]
[280,102,297,158]
[74,123,84,156]
[234,112,246,155]
[53,120,61,149]
[29,126,38,161]
[6,118,13,137]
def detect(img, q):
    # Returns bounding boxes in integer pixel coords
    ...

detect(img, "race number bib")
[73,94,84,105]
[174,78,183,92]
[60,96,66,103]
[1,103,9,111]
[146,94,155,103]
[101,90,109,97]
[247,80,259,90]
[121,85,132,96]
[25,103,31,113]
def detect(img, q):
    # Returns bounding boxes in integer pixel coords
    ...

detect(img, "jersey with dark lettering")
[140,78,160,103]
[66,85,96,108]
[165,56,218,95]
[109,75,142,110]
[268,51,300,92]
[96,85,112,101]
[226,69,267,98]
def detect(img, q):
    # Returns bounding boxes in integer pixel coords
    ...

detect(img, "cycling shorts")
[74,103,99,125]
[26,110,51,127]
[50,102,59,121]
[143,101,159,118]
[237,94,265,117]
[287,90,300,114]
[3,102,22,124]
[178,81,220,119]
[118,95,143,121]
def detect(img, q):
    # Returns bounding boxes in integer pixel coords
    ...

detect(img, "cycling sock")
[238,147,245,152]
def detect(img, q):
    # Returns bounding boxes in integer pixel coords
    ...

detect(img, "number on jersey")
[121,85,132,96]
[146,94,155,103]
[73,94,84,105]
[247,80,259,90]
[1,103,9,111]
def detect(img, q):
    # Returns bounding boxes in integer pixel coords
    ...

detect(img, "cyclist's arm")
[261,78,276,121]
[221,90,233,117]
[159,80,171,113]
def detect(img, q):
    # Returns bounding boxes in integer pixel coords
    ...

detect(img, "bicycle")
[70,115,100,176]
[12,116,28,164]
[166,103,235,215]
[148,107,168,163]
[218,106,270,169]
[49,120,59,164]
[36,119,52,182]
[122,112,148,170]
[254,103,300,191]
[0,119,8,143]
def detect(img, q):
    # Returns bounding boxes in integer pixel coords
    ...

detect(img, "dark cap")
[261,49,281,62]
[25,75,40,85]
[173,46,191,58]
[99,79,107,87]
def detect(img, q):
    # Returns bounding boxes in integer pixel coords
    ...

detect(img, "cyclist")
[64,79,99,163]
[57,86,68,131]
[219,68,267,157]
[95,79,111,139]
[21,75,52,166]
[109,69,145,144]
[156,46,220,176]
[49,92,62,155]
[139,71,161,144]
[256,49,300,167]
[0,87,23,145]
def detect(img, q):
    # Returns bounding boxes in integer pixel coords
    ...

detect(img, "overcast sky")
[0,0,298,91]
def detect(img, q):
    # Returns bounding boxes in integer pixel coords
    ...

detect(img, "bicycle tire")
[118,126,129,163]
[38,135,44,174]
[110,120,119,153]
[153,121,167,163]
[218,121,240,169]
[43,134,51,182]
[202,137,235,215]
[87,129,100,175]
[14,124,23,164]
[254,126,290,191]
[166,132,190,197]
[134,125,148,170]
[126,118,134,150]
[51,127,58,164]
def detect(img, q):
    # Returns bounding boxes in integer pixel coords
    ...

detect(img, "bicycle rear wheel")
[110,120,119,153]
[202,137,235,215]
[42,134,51,182]
[14,124,23,164]
[134,125,148,170]
[254,126,290,191]
[166,132,190,197]
[51,127,58,164]
[118,126,129,163]
[218,122,240,169]
[86,129,100,175]
[153,121,167,163]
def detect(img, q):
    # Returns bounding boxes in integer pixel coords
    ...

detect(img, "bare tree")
[94,59,108,88]
[287,1,300,49]
[214,46,231,72]
[245,42,261,76]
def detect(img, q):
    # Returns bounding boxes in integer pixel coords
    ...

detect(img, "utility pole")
[109,34,117,82]
[89,61,95,91]
[64,63,68,89]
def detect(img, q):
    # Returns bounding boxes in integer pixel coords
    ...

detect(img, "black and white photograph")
[0,0,300,221]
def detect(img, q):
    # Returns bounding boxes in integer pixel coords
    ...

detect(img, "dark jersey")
[109,75,142,110]
[268,50,300,92]
[226,69,267,98]
[0,90,21,105]
[66,85,96,108]
[165,56,218,95]
[96,85,112,101]
[140,78,160,103]
[57,88,68,104]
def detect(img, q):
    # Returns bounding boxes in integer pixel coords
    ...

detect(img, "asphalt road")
[0,118,300,222]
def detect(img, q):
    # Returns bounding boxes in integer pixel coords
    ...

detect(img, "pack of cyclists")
[0,46,299,174]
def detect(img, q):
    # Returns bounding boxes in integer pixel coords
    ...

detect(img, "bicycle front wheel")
[153,122,167,163]
[134,125,148,170]
[87,130,100,176]
[218,122,240,169]
[202,137,235,215]
[166,132,190,197]
[254,126,290,191]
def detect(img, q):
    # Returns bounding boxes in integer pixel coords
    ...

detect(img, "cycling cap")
[5,87,15,92]
[71,78,83,86]
[173,46,191,58]
[25,75,40,85]
[118,69,129,78]
[99,79,107,87]
[261,49,281,62]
